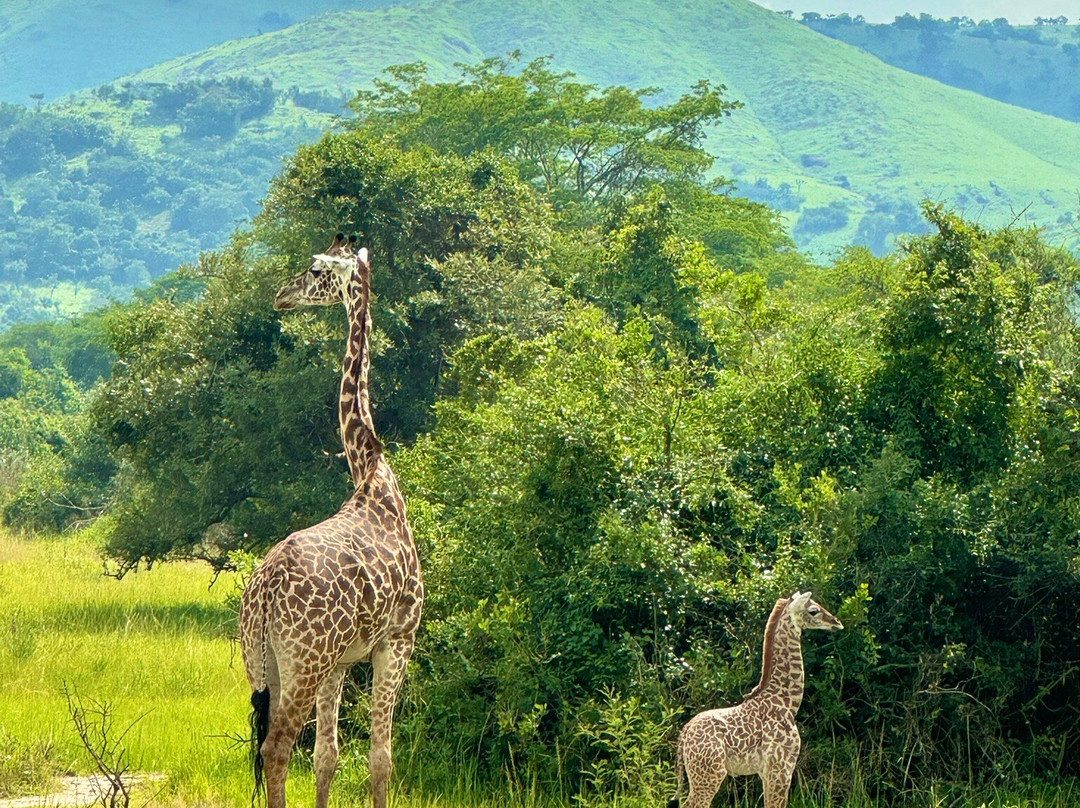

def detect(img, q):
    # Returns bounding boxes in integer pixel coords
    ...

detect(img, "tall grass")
[0,527,251,805]
[0,529,1075,808]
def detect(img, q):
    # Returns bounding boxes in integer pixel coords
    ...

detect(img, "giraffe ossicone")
[672,591,842,808]
[240,235,423,808]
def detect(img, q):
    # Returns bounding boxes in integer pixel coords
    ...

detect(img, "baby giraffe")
[673,591,842,808]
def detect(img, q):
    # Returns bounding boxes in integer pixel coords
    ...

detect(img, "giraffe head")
[787,591,843,632]
[273,234,368,310]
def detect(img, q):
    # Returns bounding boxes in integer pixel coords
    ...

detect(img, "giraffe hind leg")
[263,673,319,808]
[314,668,347,808]
[369,638,413,808]
[685,762,727,808]
[669,741,686,808]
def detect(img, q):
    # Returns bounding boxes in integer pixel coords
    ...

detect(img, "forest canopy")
[3,58,1079,803]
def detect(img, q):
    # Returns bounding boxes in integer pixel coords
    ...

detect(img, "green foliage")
[148,77,276,138]
[350,56,740,207]
[257,127,556,437]
[0,80,331,329]
[575,688,677,806]
[89,247,348,572]
[867,204,1076,480]
[10,50,1080,805]
[0,336,114,532]
[387,202,1080,796]
[794,200,849,239]
[89,127,558,569]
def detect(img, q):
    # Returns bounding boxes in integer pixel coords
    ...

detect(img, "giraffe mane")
[744,597,791,700]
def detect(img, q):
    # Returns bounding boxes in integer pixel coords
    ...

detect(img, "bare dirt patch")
[0,774,164,808]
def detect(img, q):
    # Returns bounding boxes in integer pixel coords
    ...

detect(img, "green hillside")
[0,0,399,105]
[800,14,1080,124]
[3,0,1080,328]
[0,82,336,328]
[126,0,1080,257]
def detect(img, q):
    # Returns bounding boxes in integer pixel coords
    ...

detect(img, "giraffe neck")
[746,600,805,717]
[339,262,382,490]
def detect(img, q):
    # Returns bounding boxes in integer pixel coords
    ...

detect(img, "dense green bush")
[794,200,849,238]
[5,59,1080,804]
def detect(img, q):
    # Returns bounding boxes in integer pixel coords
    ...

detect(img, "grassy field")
[0,529,572,808]
[0,526,252,805]
[2,529,1079,808]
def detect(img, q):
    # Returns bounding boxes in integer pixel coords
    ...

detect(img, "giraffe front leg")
[368,638,413,808]
[314,668,347,808]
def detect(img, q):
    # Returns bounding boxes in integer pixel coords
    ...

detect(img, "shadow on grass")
[35,600,236,638]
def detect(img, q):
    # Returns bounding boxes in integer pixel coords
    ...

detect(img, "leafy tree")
[93,129,557,570]
[866,204,1074,481]
[257,129,555,438]
[794,200,849,238]
[349,56,740,207]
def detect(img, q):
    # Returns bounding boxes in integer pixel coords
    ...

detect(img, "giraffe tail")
[250,687,271,802]
[242,572,274,804]
[669,741,685,808]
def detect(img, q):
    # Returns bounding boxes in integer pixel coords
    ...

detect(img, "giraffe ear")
[791,591,812,608]
[357,247,369,265]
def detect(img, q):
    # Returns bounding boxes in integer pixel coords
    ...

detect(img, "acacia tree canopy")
[349,55,741,205]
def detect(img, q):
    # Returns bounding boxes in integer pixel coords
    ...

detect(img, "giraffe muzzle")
[273,290,299,310]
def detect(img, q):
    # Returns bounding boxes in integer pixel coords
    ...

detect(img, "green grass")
[0,529,564,808]
[0,527,251,805]
[1,529,1078,808]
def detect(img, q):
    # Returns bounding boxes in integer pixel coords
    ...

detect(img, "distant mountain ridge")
[0,0,402,105]
[799,13,1080,124]
[126,0,1080,255]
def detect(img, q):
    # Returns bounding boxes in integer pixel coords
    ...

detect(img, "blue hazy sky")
[750,1,1077,23]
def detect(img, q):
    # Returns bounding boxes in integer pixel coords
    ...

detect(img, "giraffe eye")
[311,268,323,277]
[808,607,820,615]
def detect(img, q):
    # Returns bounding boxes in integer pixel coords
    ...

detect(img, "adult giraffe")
[240,236,423,808]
